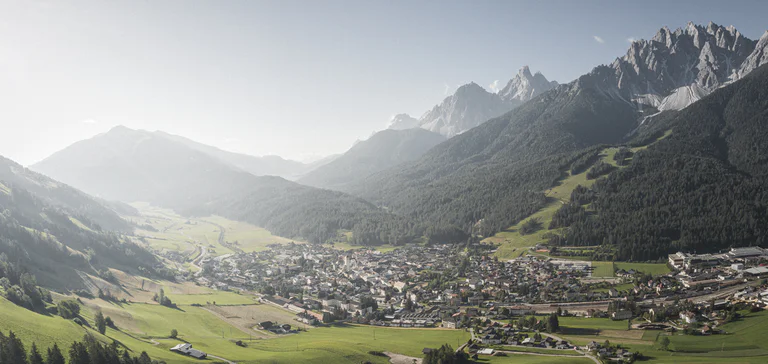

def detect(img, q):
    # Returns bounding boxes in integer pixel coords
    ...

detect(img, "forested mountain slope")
[345,24,768,260]
[0,157,168,291]
[0,156,130,232]
[551,64,768,260]
[298,128,445,190]
[346,68,643,237]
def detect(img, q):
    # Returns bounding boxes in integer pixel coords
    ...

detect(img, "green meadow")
[614,262,671,275]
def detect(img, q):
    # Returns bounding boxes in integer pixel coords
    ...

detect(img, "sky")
[1,0,767,165]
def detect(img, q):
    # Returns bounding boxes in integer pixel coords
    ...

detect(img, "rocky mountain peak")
[498,66,557,103]
[602,22,764,111]
[387,113,420,130]
[387,67,557,137]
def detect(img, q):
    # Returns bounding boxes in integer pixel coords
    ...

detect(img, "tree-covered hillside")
[0,158,171,291]
[550,64,768,260]
[298,128,445,190]
[345,69,644,239]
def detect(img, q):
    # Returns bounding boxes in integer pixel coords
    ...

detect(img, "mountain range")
[345,22,768,259]
[388,66,558,137]
[30,126,413,246]
[14,21,768,263]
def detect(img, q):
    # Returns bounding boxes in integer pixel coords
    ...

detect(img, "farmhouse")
[170,343,207,359]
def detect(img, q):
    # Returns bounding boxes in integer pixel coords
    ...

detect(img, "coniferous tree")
[95,311,107,334]
[68,341,90,364]
[29,343,44,364]
[46,343,65,364]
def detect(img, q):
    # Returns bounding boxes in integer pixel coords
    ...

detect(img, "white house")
[170,343,207,359]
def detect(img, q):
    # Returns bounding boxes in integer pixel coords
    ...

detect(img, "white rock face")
[735,30,768,80]
[417,82,513,137]
[606,21,763,110]
[389,67,556,137]
[498,66,558,103]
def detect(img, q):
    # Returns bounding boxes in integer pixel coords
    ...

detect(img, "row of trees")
[0,331,162,364]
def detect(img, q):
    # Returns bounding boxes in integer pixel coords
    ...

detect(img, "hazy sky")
[1,0,767,165]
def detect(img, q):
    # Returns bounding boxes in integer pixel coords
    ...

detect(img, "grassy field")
[68,217,94,232]
[591,282,635,293]
[558,316,632,331]
[666,310,768,357]
[126,203,296,261]
[330,241,401,252]
[0,297,188,363]
[244,324,471,363]
[614,262,671,276]
[488,149,610,260]
[556,309,768,363]
[165,290,257,305]
[206,303,302,335]
[591,261,614,277]
[475,354,594,363]
[202,215,295,252]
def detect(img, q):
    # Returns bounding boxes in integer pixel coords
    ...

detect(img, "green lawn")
[164,290,257,305]
[591,261,614,277]
[330,241,400,252]
[558,316,631,331]
[203,215,296,252]
[244,324,471,363]
[615,262,671,276]
[666,310,768,357]
[591,283,635,293]
[475,355,594,364]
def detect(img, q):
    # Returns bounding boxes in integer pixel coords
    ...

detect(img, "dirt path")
[208,354,236,364]
[384,352,421,364]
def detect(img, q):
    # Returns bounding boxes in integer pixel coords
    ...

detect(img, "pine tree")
[68,341,90,364]
[138,351,152,364]
[4,331,28,364]
[29,343,44,364]
[46,343,66,364]
[95,311,107,334]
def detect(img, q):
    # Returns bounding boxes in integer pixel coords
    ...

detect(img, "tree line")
[0,331,163,364]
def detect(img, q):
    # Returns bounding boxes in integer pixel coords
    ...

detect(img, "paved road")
[191,245,208,276]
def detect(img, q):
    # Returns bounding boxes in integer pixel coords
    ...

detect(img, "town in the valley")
[180,241,768,361]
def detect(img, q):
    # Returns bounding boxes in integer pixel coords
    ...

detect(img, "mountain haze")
[389,67,557,137]
[155,131,313,179]
[298,128,446,190]
[33,126,416,245]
